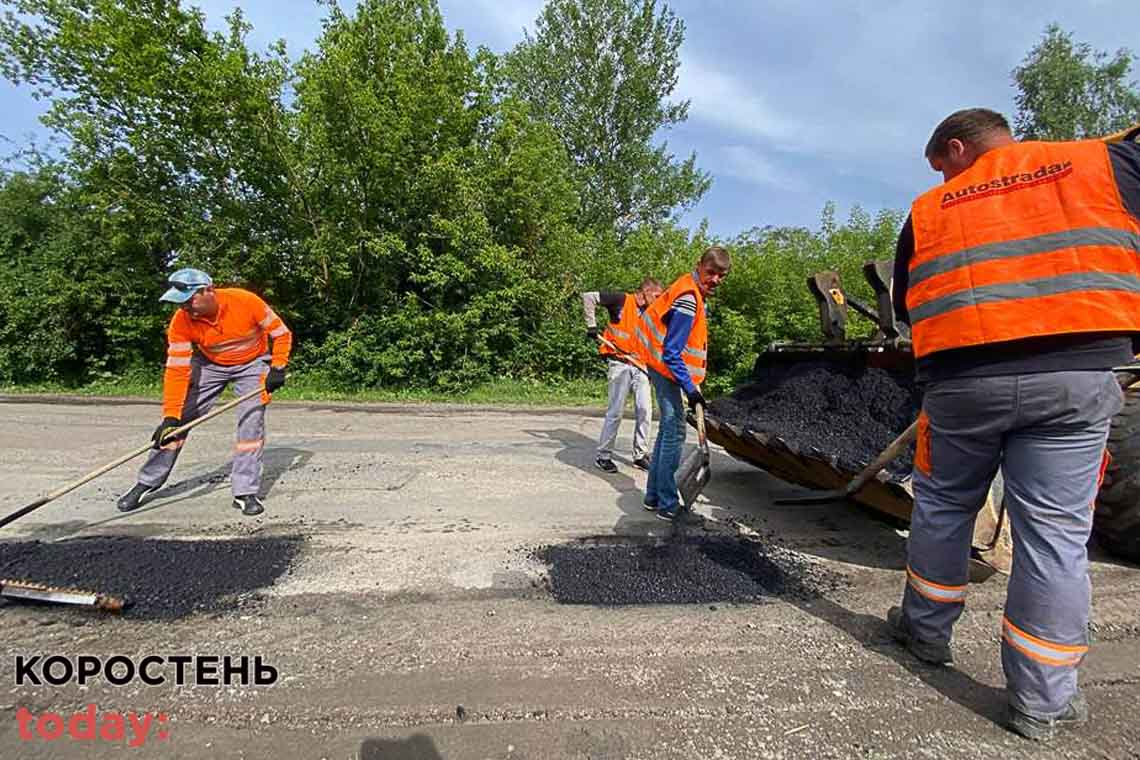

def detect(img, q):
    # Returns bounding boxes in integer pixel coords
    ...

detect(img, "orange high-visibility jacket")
[636,273,708,385]
[907,139,1140,359]
[600,293,647,370]
[163,288,292,418]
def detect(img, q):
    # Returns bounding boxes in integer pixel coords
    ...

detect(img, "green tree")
[292,0,586,389]
[0,0,300,308]
[506,0,710,233]
[1012,23,1140,140]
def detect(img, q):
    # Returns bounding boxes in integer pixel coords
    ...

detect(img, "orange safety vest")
[907,139,1140,359]
[600,293,647,370]
[162,288,292,418]
[636,273,708,385]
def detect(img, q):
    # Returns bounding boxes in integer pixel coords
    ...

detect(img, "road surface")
[0,398,1137,759]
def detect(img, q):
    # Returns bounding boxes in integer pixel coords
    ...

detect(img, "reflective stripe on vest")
[907,139,1140,358]
[635,273,708,385]
[601,293,647,369]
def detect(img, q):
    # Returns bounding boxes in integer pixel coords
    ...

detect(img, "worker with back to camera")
[888,108,1140,741]
[116,268,292,516]
[581,277,664,474]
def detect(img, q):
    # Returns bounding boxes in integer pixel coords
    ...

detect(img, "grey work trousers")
[900,370,1122,719]
[596,359,652,461]
[137,355,270,497]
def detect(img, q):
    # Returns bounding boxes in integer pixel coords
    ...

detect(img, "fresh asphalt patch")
[0,535,302,619]
[538,535,847,605]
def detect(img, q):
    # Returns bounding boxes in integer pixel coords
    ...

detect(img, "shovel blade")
[677,448,711,509]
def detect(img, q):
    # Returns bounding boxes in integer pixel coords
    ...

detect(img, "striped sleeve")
[671,293,698,318]
[162,314,194,419]
[253,294,292,368]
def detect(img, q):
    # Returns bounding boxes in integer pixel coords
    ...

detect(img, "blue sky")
[2,0,1138,236]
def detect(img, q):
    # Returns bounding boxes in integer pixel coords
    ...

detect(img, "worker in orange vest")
[636,246,731,521]
[582,278,664,473]
[888,108,1140,741]
[116,268,293,516]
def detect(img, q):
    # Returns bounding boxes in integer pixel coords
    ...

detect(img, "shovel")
[0,386,265,529]
[774,419,919,506]
[677,404,711,512]
[596,335,648,375]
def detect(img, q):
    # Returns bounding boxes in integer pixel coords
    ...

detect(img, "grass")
[0,372,611,407]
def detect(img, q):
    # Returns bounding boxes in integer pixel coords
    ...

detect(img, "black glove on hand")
[265,366,286,393]
[686,388,707,413]
[152,417,182,449]
[586,327,599,342]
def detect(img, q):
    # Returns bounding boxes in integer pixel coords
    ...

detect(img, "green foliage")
[506,0,710,233]
[1013,23,1140,140]
[0,0,908,396]
[0,164,165,382]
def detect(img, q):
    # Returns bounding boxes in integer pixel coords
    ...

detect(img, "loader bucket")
[698,343,1011,574]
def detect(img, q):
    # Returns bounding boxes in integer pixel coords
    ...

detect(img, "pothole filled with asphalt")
[0,535,302,619]
[536,535,847,605]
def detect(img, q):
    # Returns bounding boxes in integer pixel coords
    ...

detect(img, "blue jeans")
[645,368,687,514]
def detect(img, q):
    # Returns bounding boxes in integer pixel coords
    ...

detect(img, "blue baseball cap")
[160,268,213,304]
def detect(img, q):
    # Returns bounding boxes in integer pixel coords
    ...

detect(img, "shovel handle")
[0,386,266,529]
[596,335,649,375]
[844,419,919,497]
[695,404,707,452]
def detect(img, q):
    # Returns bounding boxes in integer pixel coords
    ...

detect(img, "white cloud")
[452,0,545,47]
[675,56,811,146]
[714,144,808,191]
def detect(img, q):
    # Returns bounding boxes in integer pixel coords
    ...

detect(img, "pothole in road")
[0,535,302,619]
[536,535,846,605]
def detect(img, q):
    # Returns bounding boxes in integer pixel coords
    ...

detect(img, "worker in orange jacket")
[116,268,293,516]
[582,277,663,473]
[888,109,1140,741]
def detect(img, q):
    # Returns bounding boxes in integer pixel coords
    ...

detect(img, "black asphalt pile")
[710,360,920,477]
[0,536,301,619]
[538,536,845,605]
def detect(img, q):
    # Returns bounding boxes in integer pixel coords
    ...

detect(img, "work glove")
[586,326,599,342]
[686,388,707,414]
[265,366,286,393]
[152,417,183,449]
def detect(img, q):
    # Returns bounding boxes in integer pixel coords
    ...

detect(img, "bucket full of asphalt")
[0,535,301,619]
[709,358,920,478]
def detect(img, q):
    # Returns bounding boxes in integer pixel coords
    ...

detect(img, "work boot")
[632,456,651,471]
[1007,691,1088,742]
[887,606,953,666]
[232,495,265,516]
[116,484,152,513]
[594,457,618,474]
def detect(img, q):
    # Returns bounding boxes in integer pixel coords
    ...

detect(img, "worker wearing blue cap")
[116,268,293,516]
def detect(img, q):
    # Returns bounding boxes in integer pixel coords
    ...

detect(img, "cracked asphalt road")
[1,398,1137,759]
